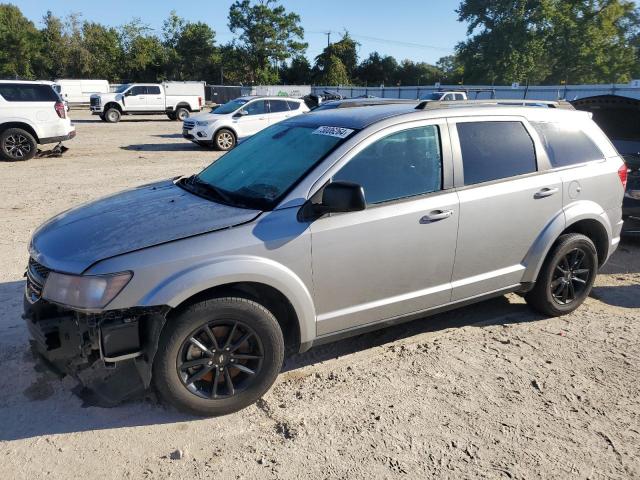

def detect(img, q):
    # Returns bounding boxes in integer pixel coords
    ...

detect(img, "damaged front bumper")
[23,295,167,406]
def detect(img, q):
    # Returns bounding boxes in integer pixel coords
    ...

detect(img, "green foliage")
[356,52,399,85]
[455,0,640,84]
[314,32,359,82]
[315,55,350,85]
[280,55,312,84]
[0,4,42,79]
[228,0,307,84]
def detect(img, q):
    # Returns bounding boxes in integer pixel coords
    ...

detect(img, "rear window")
[457,121,537,185]
[531,122,603,168]
[0,83,59,102]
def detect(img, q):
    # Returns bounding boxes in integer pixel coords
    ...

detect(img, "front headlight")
[195,120,210,127]
[42,271,132,310]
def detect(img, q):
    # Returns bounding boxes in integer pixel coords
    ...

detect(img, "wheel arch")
[522,201,612,283]
[104,102,122,112]
[175,102,192,112]
[0,121,40,142]
[213,125,238,142]
[138,256,316,353]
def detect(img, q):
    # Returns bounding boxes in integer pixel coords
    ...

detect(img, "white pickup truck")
[420,91,469,101]
[90,81,205,123]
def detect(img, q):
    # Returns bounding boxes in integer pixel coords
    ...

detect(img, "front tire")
[153,297,285,416]
[104,108,121,123]
[214,129,236,151]
[0,128,37,161]
[525,233,598,316]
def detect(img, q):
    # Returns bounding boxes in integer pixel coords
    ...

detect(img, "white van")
[55,79,110,105]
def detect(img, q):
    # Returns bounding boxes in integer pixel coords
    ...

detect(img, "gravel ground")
[0,111,639,479]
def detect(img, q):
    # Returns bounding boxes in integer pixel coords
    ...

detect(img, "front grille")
[90,96,101,107]
[183,120,195,130]
[26,257,51,303]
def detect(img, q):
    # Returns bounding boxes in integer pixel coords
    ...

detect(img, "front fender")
[521,200,610,283]
[138,255,316,345]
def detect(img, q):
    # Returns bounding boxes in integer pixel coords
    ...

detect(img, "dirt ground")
[0,110,639,480]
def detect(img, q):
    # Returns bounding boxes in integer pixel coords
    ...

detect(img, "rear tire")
[214,129,236,151]
[0,128,37,161]
[104,108,121,123]
[525,233,598,316]
[153,297,284,417]
[175,107,189,121]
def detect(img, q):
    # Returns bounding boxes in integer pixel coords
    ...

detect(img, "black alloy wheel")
[177,320,264,399]
[549,247,593,305]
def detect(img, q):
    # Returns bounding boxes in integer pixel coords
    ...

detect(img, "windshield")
[115,84,131,93]
[193,123,356,210]
[421,92,443,100]
[212,98,249,114]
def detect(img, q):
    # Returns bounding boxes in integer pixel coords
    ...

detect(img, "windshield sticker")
[312,126,354,138]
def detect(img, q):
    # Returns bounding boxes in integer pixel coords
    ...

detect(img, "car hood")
[185,112,228,123]
[92,92,119,102]
[30,179,261,274]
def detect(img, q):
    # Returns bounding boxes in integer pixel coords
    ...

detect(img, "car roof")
[0,80,56,85]
[318,98,419,108]
[282,102,591,130]
[238,96,303,101]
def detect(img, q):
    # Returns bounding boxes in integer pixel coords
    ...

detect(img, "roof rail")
[415,99,575,110]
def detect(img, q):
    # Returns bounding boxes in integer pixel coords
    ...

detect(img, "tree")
[455,0,551,84]
[315,55,349,85]
[119,19,166,82]
[356,52,399,85]
[436,55,464,84]
[175,22,218,81]
[0,4,42,79]
[280,55,311,84]
[545,0,639,84]
[39,11,67,78]
[454,0,640,84]
[82,22,121,80]
[228,0,307,84]
[395,60,441,85]
[313,32,359,81]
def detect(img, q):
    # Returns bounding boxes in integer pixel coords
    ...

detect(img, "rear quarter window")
[0,84,59,102]
[531,121,604,168]
[456,121,537,185]
[287,101,300,110]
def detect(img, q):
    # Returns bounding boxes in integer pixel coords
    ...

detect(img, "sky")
[14,0,468,65]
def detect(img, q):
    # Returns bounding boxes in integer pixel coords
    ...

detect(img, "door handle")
[258,117,266,120]
[420,209,454,223]
[534,187,559,199]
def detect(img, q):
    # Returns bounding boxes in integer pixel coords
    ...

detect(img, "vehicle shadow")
[72,119,174,124]
[121,143,202,152]
[153,133,184,139]
[590,284,640,308]
[600,237,640,275]
[0,277,544,442]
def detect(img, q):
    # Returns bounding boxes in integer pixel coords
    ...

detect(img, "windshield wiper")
[178,175,236,206]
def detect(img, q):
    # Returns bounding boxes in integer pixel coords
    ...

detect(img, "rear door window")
[268,100,289,113]
[0,83,59,102]
[456,121,537,185]
[147,86,161,95]
[531,122,604,167]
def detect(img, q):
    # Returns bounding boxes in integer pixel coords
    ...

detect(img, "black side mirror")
[124,90,133,97]
[299,181,366,221]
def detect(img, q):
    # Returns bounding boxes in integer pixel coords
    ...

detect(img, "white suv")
[182,96,309,150]
[0,80,75,161]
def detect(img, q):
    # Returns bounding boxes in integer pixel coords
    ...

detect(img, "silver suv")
[24,100,626,416]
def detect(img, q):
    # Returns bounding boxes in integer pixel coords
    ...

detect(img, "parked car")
[311,98,418,111]
[24,101,625,416]
[622,153,640,235]
[90,81,205,123]
[0,80,75,161]
[55,79,110,105]
[182,96,309,150]
[420,90,468,101]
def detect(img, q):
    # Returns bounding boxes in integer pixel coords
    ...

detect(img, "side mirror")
[299,181,366,221]
[124,90,133,97]
[235,109,248,117]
